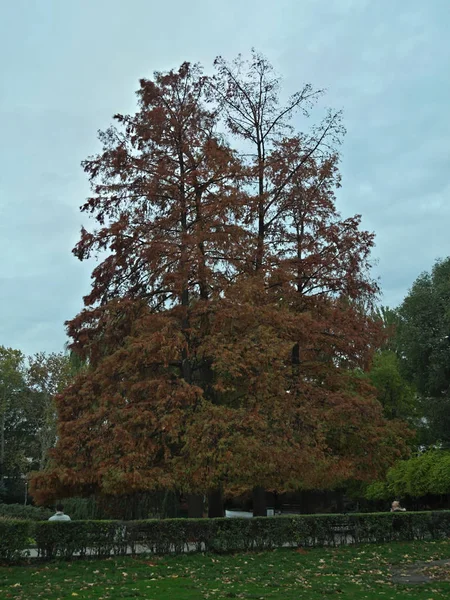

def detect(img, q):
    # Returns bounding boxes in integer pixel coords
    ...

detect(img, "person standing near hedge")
[49,504,71,521]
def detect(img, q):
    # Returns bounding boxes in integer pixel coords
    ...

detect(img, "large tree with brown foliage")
[31,53,410,515]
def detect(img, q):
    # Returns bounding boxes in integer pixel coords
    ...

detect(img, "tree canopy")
[30,52,411,507]
[397,258,450,399]
[0,347,72,502]
[395,258,450,447]
[368,350,416,423]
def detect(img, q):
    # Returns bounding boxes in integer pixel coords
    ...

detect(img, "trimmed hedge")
[1,512,450,563]
[0,519,33,562]
[35,520,128,559]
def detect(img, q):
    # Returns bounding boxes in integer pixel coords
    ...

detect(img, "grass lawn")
[2,541,450,599]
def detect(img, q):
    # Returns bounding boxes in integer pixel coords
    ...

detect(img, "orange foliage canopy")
[31,54,410,505]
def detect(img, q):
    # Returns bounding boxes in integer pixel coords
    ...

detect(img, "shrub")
[407,452,437,497]
[365,481,390,501]
[0,503,52,521]
[58,497,101,521]
[386,459,410,498]
[58,490,180,521]
[385,450,450,498]
[429,453,450,495]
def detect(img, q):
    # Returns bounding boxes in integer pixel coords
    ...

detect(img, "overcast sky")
[1,0,449,356]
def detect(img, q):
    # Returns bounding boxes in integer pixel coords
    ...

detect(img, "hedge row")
[0,520,34,562]
[1,511,450,563]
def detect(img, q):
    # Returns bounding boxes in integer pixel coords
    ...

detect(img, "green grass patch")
[2,540,450,599]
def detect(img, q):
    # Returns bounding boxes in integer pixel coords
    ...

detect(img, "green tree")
[368,350,417,422]
[0,346,28,496]
[26,352,74,470]
[396,258,450,446]
[378,450,450,499]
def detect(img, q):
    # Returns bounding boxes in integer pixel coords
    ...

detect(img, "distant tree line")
[0,348,77,503]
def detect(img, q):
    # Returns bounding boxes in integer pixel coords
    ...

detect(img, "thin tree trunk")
[252,486,267,517]
[208,488,224,518]
[255,137,265,271]
[336,489,344,513]
[187,494,204,518]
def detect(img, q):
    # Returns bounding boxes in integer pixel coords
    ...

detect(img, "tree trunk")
[208,488,224,518]
[187,494,204,518]
[252,486,267,516]
[336,489,344,513]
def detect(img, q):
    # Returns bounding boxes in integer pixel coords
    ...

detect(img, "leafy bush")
[0,520,33,562]
[0,503,52,521]
[3,511,450,563]
[365,481,390,501]
[58,497,101,521]
[429,453,450,495]
[407,452,437,497]
[382,450,450,499]
[59,491,180,521]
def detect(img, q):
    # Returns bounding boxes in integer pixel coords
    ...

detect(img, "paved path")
[391,559,450,585]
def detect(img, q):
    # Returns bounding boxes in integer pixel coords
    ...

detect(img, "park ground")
[2,540,450,599]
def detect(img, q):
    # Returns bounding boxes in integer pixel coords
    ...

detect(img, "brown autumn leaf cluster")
[30,52,410,505]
